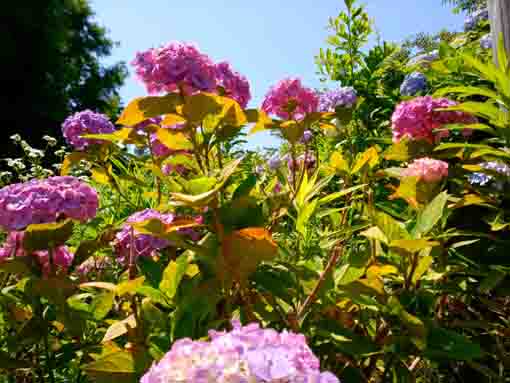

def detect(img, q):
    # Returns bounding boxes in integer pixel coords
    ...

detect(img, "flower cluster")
[76,255,113,278]
[286,152,317,172]
[400,72,427,96]
[0,231,74,276]
[408,50,439,67]
[300,130,313,144]
[261,78,318,120]
[61,110,116,150]
[132,42,251,106]
[269,155,282,171]
[469,161,510,190]
[141,320,339,383]
[215,61,251,108]
[114,209,200,263]
[402,158,449,183]
[0,176,98,231]
[480,34,492,50]
[464,8,489,31]
[318,86,358,112]
[391,96,476,143]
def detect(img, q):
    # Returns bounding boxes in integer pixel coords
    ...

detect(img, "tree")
[442,0,487,12]
[1,0,127,157]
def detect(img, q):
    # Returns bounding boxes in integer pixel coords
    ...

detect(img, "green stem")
[146,136,162,206]
[43,323,55,383]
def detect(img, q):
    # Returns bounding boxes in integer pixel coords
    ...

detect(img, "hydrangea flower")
[468,161,510,190]
[286,152,317,172]
[61,110,116,150]
[0,176,98,231]
[140,320,339,383]
[0,231,74,276]
[273,181,283,194]
[114,209,200,263]
[76,255,113,278]
[268,156,282,171]
[402,158,449,183]
[215,61,251,108]
[255,165,265,175]
[162,163,188,176]
[131,41,217,95]
[480,34,493,50]
[391,96,476,143]
[300,130,313,144]
[261,78,319,120]
[464,8,489,31]
[408,50,439,67]
[318,87,358,112]
[400,72,427,96]
[469,172,493,186]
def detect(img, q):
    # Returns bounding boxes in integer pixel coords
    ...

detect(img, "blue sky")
[91,0,464,148]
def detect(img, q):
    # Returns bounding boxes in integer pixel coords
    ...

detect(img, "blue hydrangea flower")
[464,8,489,31]
[400,72,427,96]
[481,161,510,176]
[318,87,358,112]
[480,34,492,49]
[268,156,282,171]
[469,172,492,186]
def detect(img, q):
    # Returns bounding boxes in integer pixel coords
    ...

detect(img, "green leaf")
[23,219,74,252]
[117,93,183,126]
[102,315,136,343]
[374,210,410,241]
[318,184,366,205]
[384,139,433,161]
[0,257,35,275]
[413,191,448,237]
[232,174,257,200]
[351,147,379,174]
[155,129,193,151]
[389,239,439,254]
[61,152,88,175]
[82,350,139,382]
[412,255,433,284]
[184,177,217,195]
[360,226,389,245]
[90,291,115,321]
[387,296,427,350]
[246,109,276,134]
[159,254,189,299]
[136,286,169,306]
[479,269,506,293]
[116,277,146,296]
[329,151,350,173]
[425,326,482,360]
[183,92,222,122]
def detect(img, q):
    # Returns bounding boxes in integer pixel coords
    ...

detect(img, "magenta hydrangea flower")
[391,96,476,143]
[0,231,74,276]
[133,117,163,131]
[0,176,98,231]
[215,61,251,108]
[61,110,116,150]
[261,78,319,120]
[76,255,113,278]
[114,209,200,263]
[141,320,339,383]
[402,158,449,183]
[131,41,217,95]
[162,163,188,176]
[286,152,317,172]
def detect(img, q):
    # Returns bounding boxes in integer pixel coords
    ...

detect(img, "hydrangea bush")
[0,5,509,383]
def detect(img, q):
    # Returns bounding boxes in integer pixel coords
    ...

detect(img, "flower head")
[464,8,489,31]
[0,176,98,231]
[400,72,427,96]
[141,320,339,383]
[402,158,449,183]
[480,34,493,50]
[318,87,358,112]
[62,110,116,150]
[132,41,217,95]
[268,156,282,171]
[391,96,476,143]
[408,50,439,67]
[215,61,251,108]
[261,78,318,120]
[300,130,313,144]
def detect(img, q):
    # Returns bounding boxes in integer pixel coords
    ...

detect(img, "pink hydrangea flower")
[141,320,339,383]
[215,61,251,108]
[61,110,116,150]
[0,176,98,231]
[391,96,476,143]
[261,78,319,120]
[0,231,74,276]
[402,158,449,183]
[131,41,217,95]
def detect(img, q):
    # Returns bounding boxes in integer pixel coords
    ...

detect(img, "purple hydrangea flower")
[400,72,427,96]
[62,110,116,150]
[0,176,98,231]
[255,165,265,175]
[268,156,282,171]
[300,130,313,144]
[114,209,199,264]
[464,8,489,31]
[215,61,251,108]
[480,34,493,50]
[318,87,358,112]
[481,161,510,176]
[140,320,339,383]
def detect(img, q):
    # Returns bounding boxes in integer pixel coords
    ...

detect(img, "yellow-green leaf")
[330,151,349,173]
[116,277,145,296]
[360,226,389,245]
[23,220,74,252]
[117,94,183,126]
[390,239,439,253]
[61,152,88,176]
[351,147,379,174]
[155,129,193,151]
[182,92,222,122]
